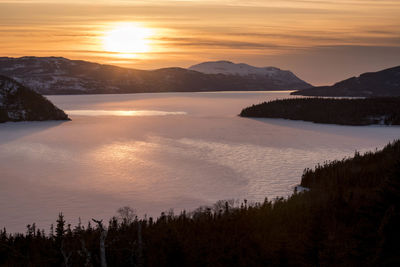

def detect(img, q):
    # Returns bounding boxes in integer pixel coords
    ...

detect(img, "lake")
[1,91,399,232]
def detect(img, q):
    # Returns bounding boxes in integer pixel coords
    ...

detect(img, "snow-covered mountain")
[0,57,312,95]
[189,61,308,85]
[0,75,69,123]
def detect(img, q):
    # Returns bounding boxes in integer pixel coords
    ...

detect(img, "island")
[0,75,70,123]
[239,97,400,126]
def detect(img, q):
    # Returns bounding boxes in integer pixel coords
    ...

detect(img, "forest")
[1,140,400,266]
[240,97,400,125]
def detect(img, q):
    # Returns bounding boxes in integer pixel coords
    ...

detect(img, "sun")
[102,23,153,56]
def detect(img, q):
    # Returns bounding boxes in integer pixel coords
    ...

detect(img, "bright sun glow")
[102,23,153,57]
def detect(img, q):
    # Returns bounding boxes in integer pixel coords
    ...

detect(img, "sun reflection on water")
[66,110,187,117]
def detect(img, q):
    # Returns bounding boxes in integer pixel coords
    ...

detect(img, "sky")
[0,0,399,85]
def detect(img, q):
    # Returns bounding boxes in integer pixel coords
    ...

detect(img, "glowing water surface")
[66,110,186,116]
[1,91,399,232]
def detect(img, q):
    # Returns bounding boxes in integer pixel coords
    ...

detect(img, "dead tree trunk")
[80,238,93,267]
[137,222,144,267]
[92,219,108,267]
[61,239,71,267]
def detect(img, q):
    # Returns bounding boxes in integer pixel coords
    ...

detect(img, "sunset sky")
[0,0,399,85]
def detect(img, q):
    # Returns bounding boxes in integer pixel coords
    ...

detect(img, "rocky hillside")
[0,57,312,95]
[292,65,400,97]
[0,75,69,123]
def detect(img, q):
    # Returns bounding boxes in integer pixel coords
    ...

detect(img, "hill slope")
[0,57,311,95]
[0,75,69,123]
[292,65,400,96]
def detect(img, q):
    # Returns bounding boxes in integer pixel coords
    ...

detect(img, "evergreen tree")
[56,213,66,244]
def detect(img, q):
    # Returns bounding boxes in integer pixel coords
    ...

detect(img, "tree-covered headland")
[240,97,400,125]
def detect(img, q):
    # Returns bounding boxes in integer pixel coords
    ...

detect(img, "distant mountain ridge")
[0,75,69,123]
[189,60,306,85]
[292,65,400,97]
[0,57,311,95]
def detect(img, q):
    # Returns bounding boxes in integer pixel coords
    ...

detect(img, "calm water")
[1,91,399,232]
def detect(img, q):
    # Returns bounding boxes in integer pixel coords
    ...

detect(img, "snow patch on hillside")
[189,61,281,76]
[188,61,305,85]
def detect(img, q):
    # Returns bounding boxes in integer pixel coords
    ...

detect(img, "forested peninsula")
[240,97,400,126]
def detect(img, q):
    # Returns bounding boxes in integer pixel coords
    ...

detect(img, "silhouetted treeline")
[1,140,400,266]
[240,97,400,125]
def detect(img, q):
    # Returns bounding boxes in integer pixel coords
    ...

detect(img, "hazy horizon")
[1,0,400,85]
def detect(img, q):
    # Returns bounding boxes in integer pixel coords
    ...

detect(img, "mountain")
[189,60,311,89]
[292,65,400,97]
[0,57,312,95]
[0,75,69,123]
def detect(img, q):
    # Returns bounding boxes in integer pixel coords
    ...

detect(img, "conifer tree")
[56,213,66,243]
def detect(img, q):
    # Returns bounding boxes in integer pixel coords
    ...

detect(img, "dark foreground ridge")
[291,65,400,97]
[240,97,400,125]
[0,75,69,123]
[1,140,400,266]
